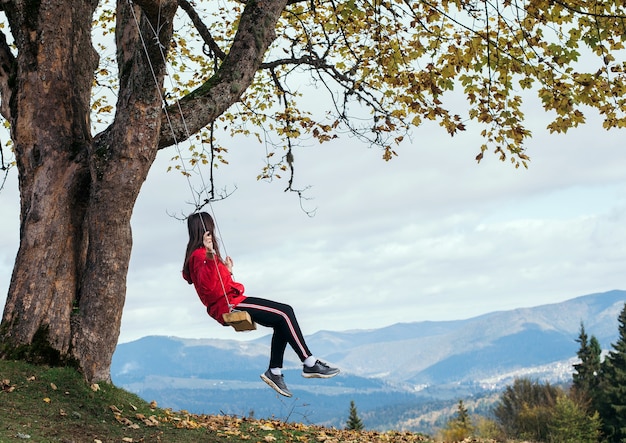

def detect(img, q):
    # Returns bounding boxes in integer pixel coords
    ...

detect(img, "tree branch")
[157,0,290,149]
[178,0,227,61]
[551,0,626,19]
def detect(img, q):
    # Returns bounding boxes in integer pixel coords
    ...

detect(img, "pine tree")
[588,336,603,410]
[573,323,602,404]
[573,323,590,387]
[441,400,474,442]
[597,303,626,443]
[345,400,364,431]
[456,400,473,432]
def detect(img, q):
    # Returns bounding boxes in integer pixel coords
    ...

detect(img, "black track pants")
[236,297,312,369]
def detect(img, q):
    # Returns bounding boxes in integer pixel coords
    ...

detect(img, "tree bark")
[1,0,98,360]
[71,0,177,382]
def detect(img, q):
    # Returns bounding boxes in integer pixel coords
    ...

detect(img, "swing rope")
[128,1,251,326]
[197,212,234,313]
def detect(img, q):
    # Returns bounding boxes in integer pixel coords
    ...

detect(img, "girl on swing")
[182,212,339,397]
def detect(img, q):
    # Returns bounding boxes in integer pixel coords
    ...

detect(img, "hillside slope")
[0,360,434,442]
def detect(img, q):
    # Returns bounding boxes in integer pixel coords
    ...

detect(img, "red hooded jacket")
[183,247,247,325]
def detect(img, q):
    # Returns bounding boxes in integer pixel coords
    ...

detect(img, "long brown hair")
[183,212,222,276]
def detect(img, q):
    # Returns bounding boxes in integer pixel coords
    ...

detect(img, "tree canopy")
[494,377,561,441]
[90,0,626,184]
[0,0,625,383]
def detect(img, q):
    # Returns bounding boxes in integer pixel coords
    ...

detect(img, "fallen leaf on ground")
[1,379,14,393]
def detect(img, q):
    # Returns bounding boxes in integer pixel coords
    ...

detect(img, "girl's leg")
[237,297,312,368]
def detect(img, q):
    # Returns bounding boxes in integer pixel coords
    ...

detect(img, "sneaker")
[260,369,292,397]
[302,360,340,379]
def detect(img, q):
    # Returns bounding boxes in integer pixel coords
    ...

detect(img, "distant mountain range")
[111,289,626,433]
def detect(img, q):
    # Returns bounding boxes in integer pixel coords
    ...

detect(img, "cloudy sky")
[1,106,625,345]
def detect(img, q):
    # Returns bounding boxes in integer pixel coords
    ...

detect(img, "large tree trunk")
[0,0,176,382]
[0,0,98,361]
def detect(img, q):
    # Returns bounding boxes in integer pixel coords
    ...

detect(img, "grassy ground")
[0,359,436,443]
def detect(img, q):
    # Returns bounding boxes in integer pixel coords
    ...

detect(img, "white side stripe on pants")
[236,302,309,358]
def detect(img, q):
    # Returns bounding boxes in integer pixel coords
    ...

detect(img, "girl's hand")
[203,232,215,253]
[225,256,234,273]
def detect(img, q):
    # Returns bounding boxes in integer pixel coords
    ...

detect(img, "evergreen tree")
[597,303,626,443]
[345,400,364,431]
[573,323,590,386]
[573,323,602,405]
[441,400,474,442]
[588,336,603,411]
[456,400,473,433]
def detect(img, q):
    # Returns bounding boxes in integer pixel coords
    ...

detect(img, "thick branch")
[96,0,177,158]
[116,0,177,98]
[157,0,289,149]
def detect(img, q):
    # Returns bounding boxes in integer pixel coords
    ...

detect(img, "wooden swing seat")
[223,310,257,331]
